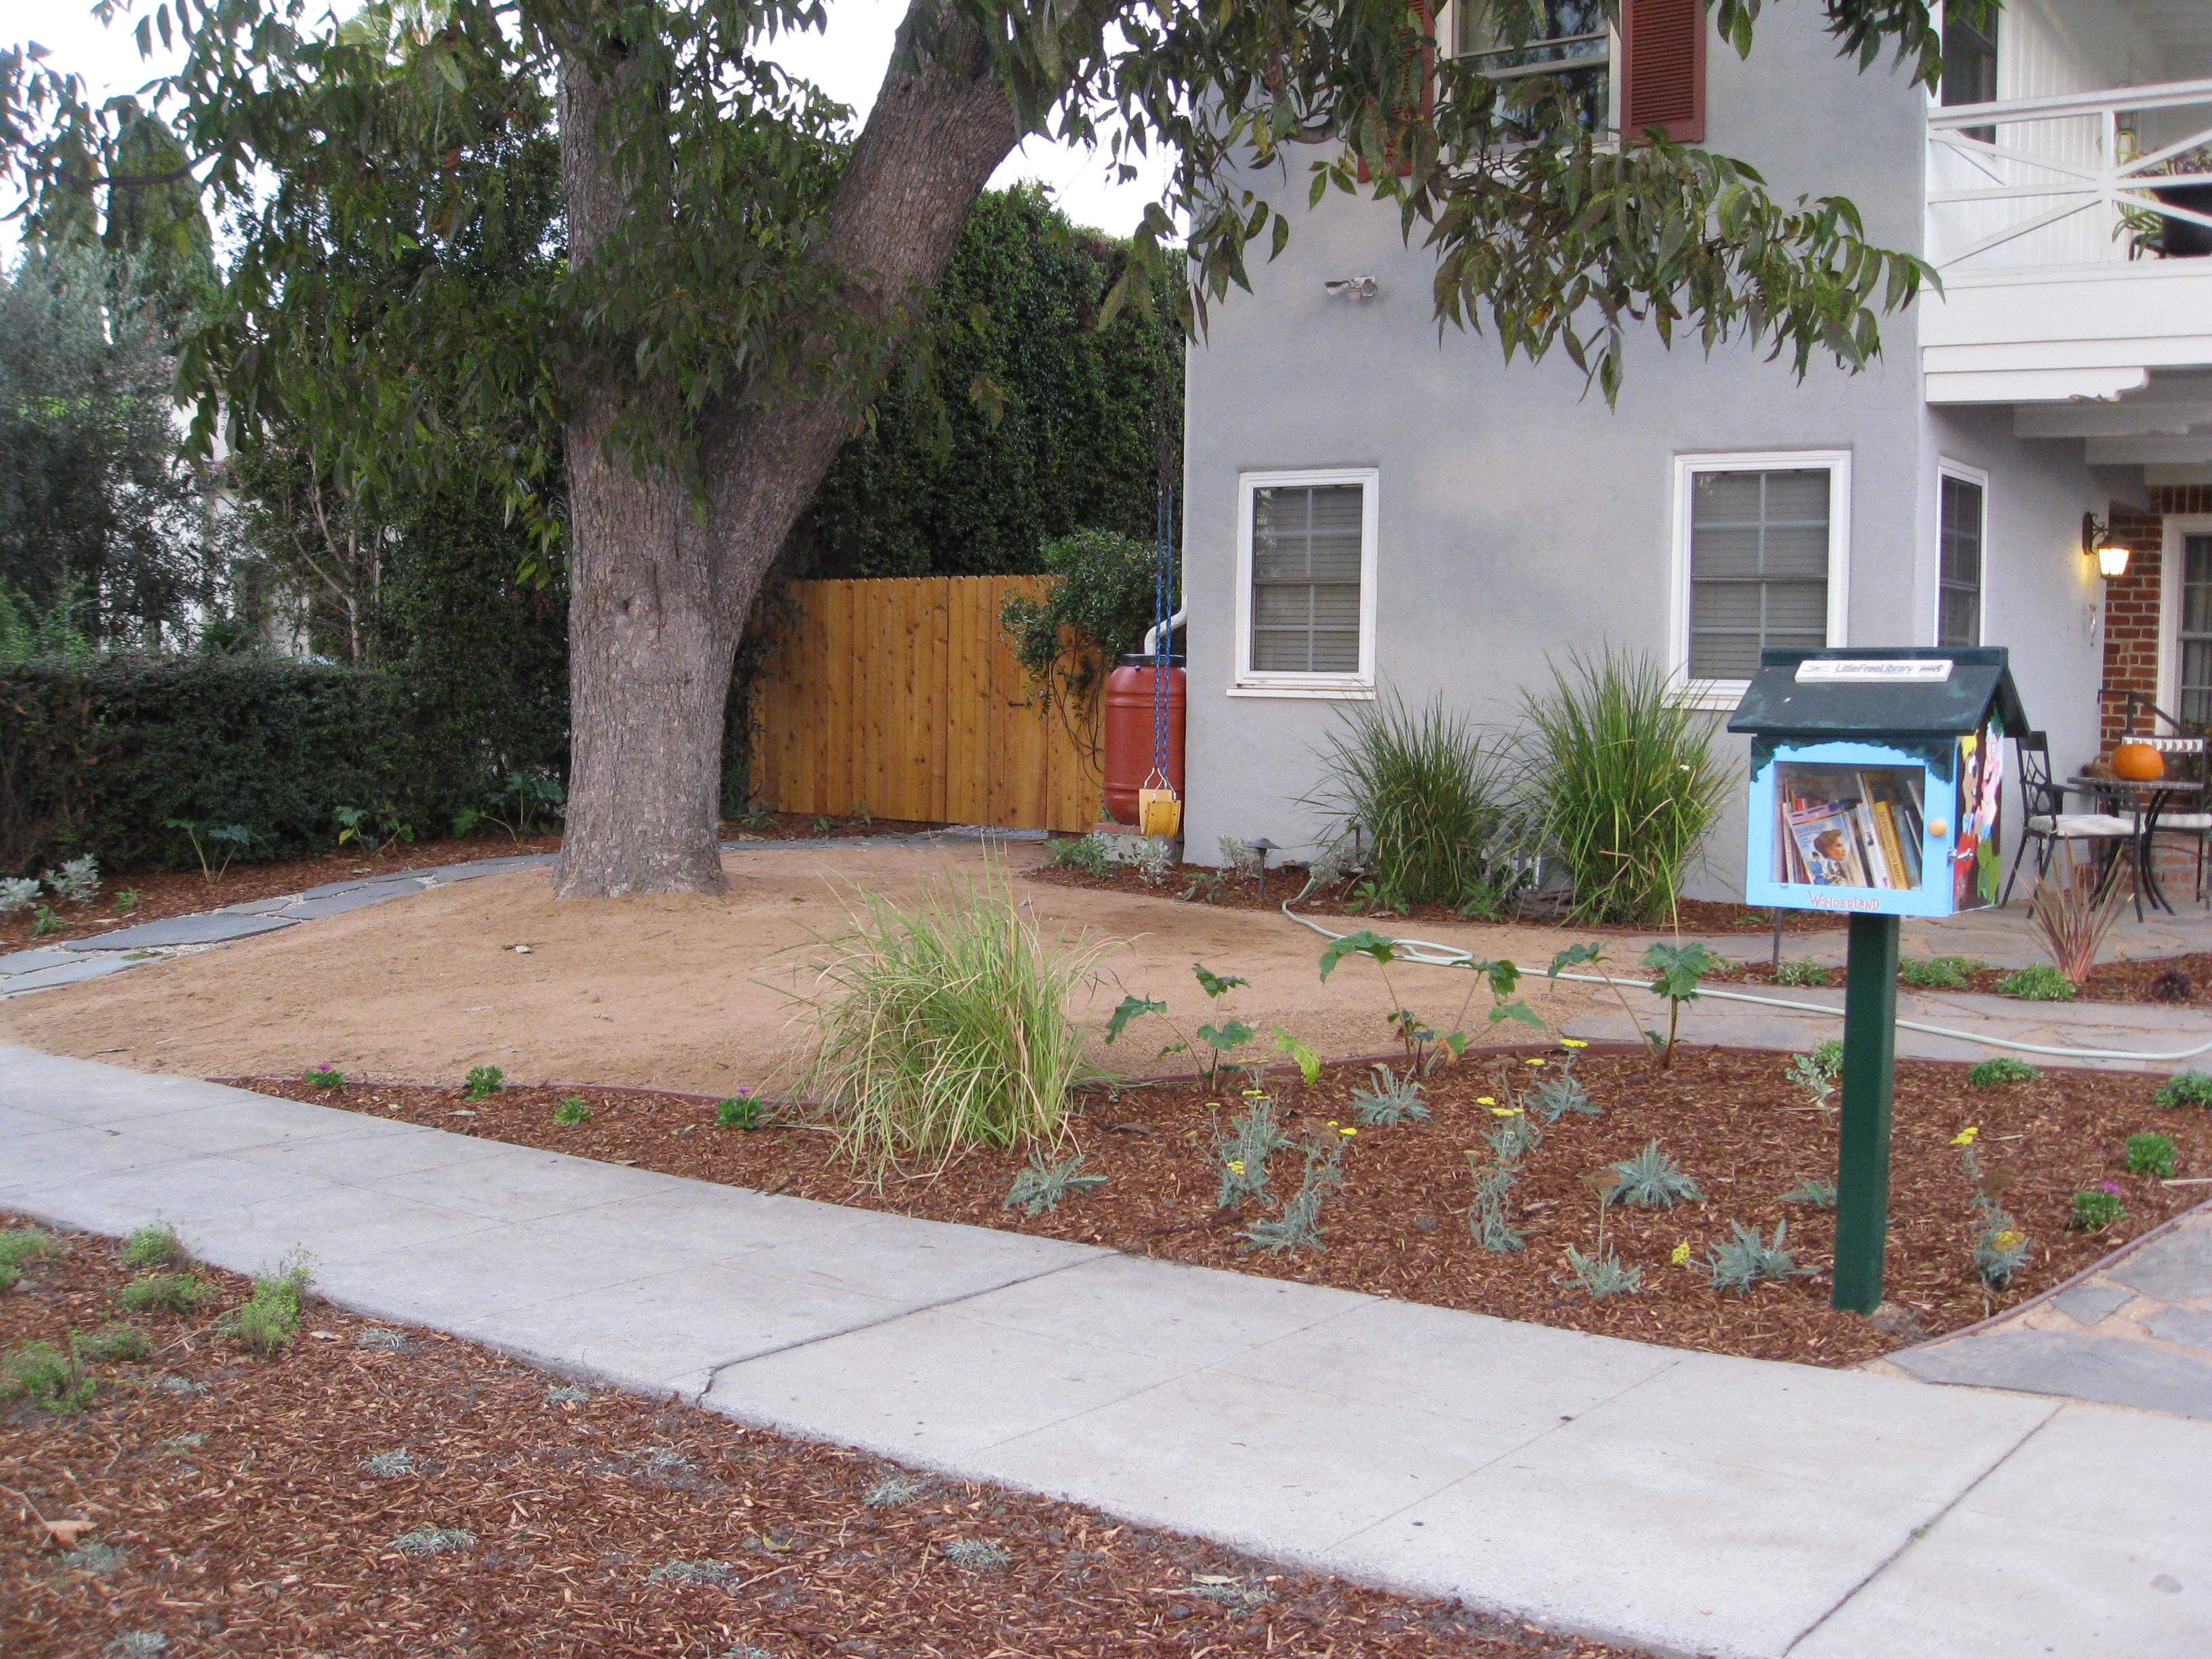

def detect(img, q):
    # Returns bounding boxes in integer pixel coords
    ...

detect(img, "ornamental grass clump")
[803,866,1109,1178]
[1517,649,1728,925]
[1302,688,1520,910]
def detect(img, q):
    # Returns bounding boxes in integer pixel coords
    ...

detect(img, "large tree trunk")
[551,5,1025,898]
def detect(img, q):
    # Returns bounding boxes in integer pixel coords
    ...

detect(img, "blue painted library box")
[1727,647,2027,919]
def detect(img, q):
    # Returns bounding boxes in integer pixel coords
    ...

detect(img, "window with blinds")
[1687,467,1835,681]
[1250,483,1366,674]
[2181,534,2212,727]
[1454,1,1613,133]
[1937,472,1984,649]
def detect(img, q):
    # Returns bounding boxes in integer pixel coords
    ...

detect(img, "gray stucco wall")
[1179,11,2121,901]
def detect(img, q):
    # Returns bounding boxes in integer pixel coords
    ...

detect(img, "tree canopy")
[0,0,1982,895]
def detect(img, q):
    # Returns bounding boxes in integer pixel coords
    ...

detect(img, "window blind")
[1251,484,1364,674]
[1620,0,1705,142]
[1688,468,1830,680]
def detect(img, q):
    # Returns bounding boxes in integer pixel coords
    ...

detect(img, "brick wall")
[2097,504,2168,749]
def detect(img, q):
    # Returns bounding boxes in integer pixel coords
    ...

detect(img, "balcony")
[1921,78,2212,407]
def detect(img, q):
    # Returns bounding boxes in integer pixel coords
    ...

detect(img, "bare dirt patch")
[0,843,1618,1095]
[0,1214,1631,1659]
[230,1048,2212,1371]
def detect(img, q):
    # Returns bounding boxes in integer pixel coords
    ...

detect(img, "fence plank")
[754,577,1099,832]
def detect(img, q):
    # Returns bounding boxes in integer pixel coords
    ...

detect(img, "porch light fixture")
[2083,512,2130,579]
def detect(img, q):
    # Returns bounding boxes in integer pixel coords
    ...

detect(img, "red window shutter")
[1621,0,1706,143]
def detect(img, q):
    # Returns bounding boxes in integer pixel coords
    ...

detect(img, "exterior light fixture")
[1248,836,1278,899]
[2083,512,2130,579]
[1324,276,1379,300]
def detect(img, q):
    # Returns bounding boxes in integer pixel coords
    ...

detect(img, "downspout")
[1142,607,1186,657]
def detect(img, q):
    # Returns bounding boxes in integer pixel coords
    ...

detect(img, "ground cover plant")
[1735,950,2212,1008]
[233,1049,2212,1370]
[0,1214,1636,1659]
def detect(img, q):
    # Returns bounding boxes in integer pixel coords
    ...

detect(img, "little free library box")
[1727,647,2028,920]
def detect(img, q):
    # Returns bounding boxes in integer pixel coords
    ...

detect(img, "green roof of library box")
[1725,647,2027,741]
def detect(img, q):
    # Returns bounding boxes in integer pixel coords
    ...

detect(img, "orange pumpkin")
[2112,741,2166,782]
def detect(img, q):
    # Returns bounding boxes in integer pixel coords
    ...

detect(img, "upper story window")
[1937,467,1986,649]
[1940,3,2000,144]
[1452,1,1614,132]
[1233,469,1379,699]
[1670,451,1853,705]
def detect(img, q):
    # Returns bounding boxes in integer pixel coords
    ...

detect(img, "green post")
[1832,912,1900,1314]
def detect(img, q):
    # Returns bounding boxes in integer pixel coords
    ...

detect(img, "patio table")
[2066,773,2206,916]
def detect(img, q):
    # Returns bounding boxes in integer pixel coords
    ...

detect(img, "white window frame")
[2156,513,2212,722]
[1668,449,1853,710]
[1935,459,1989,649]
[1434,3,1622,134]
[1231,466,1380,700]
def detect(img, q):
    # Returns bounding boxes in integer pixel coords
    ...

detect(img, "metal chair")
[2144,735,2212,904]
[2002,731,2137,907]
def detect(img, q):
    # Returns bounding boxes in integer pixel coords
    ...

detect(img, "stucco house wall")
[1178,8,2125,899]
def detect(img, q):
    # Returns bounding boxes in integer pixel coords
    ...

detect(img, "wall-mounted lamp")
[2084,512,2131,579]
[1324,276,1379,300]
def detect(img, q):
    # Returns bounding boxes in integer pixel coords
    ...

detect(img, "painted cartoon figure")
[1973,719,2005,905]
[1954,735,1982,908]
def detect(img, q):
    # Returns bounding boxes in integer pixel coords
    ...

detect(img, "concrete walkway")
[5,1046,2207,1658]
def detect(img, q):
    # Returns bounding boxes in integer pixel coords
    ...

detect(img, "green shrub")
[999,528,1162,710]
[220,1252,314,1357]
[117,1272,208,1315]
[1900,955,1975,989]
[1046,834,1112,878]
[0,1227,57,1272]
[1772,959,1828,987]
[118,1222,184,1269]
[2126,1132,2177,1179]
[1967,1058,2040,1088]
[1997,964,2075,1002]
[2070,1187,2127,1231]
[802,865,1107,1176]
[463,1065,504,1100]
[304,1065,344,1090]
[1518,649,1728,925]
[714,1093,765,1130]
[78,1324,152,1363]
[2156,1070,2212,1109]
[1303,688,1519,909]
[1609,1141,1704,1208]
[552,1097,590,1126]
[3,1337,94,1412]
[1706,1221,1808,1294]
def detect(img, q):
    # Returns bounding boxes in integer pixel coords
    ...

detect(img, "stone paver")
[7,1042,2212,1658]
[60,911,299,951]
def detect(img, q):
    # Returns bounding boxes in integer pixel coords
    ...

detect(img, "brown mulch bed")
[2,813,934,952]
[1730,950,2212,1008]
[0,1215,1633,1659]
[230,1048,2212,1372]
[1025,855,1843,936]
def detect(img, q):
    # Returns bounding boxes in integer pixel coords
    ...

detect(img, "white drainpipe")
[1141,607,1187,657]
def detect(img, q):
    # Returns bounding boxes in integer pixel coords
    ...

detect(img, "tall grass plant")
[1303,689,1519,909]
[1519,650,1727,925]
[800,862,1110,1178]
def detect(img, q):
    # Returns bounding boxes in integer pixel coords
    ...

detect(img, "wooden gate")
[750,576,1101,832]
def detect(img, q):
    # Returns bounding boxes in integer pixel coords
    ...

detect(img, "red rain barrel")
[1101,659,1187,825]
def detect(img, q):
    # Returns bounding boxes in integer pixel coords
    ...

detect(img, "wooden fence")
[750,576,1102,832]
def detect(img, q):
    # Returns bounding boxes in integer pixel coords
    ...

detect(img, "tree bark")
[551,4,1026,899]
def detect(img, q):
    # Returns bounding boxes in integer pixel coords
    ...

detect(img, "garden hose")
[1275,890,2212,1067]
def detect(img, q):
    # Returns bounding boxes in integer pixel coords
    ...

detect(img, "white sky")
[3,0,1168,254]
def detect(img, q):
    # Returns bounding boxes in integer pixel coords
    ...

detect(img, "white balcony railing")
[1927,78,2212,274]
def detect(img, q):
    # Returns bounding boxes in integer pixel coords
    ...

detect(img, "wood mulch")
[0,1215,1635,1659]
[231,1048,2212,1372]
[1024,855,1844,936]
[1732,949,2212,1008]
[3,814,934,952]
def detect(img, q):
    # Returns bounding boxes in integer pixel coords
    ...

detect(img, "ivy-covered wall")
[791,185,1183,579]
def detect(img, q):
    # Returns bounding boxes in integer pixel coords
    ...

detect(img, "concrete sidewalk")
[3,1044,2206,1658]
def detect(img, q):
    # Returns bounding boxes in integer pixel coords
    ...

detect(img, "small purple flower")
[2100,1181,2125,1196]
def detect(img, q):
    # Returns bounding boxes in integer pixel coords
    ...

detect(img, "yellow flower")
[1227,1160,1246,1174]
[1671,1241,1692,1266]
[1477,1097,1496,1106]
[1489,1105,1523,1118]
[1340,1126,1357,1137]
[1951,1126,1980,1146]
[1561,1039,1590,1049]
[1525,1059,1546,1068]
[1994,1229,2026,1252]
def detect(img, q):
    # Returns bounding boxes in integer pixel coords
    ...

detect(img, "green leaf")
[1641,941,1721,1003]
[1319,930,1399,982]
[1272,1027,1320,1085]
[1549,941,1605,977]
[1490,1000,1546,1031]
[1193,962,1249,999]
[1195,1020,1256,1053]
[1105,995,1166,1044]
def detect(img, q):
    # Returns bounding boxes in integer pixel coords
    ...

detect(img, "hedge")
[2,654,425,874]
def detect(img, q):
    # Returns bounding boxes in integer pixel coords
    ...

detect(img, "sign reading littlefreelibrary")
[1727,647,2029,1315]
